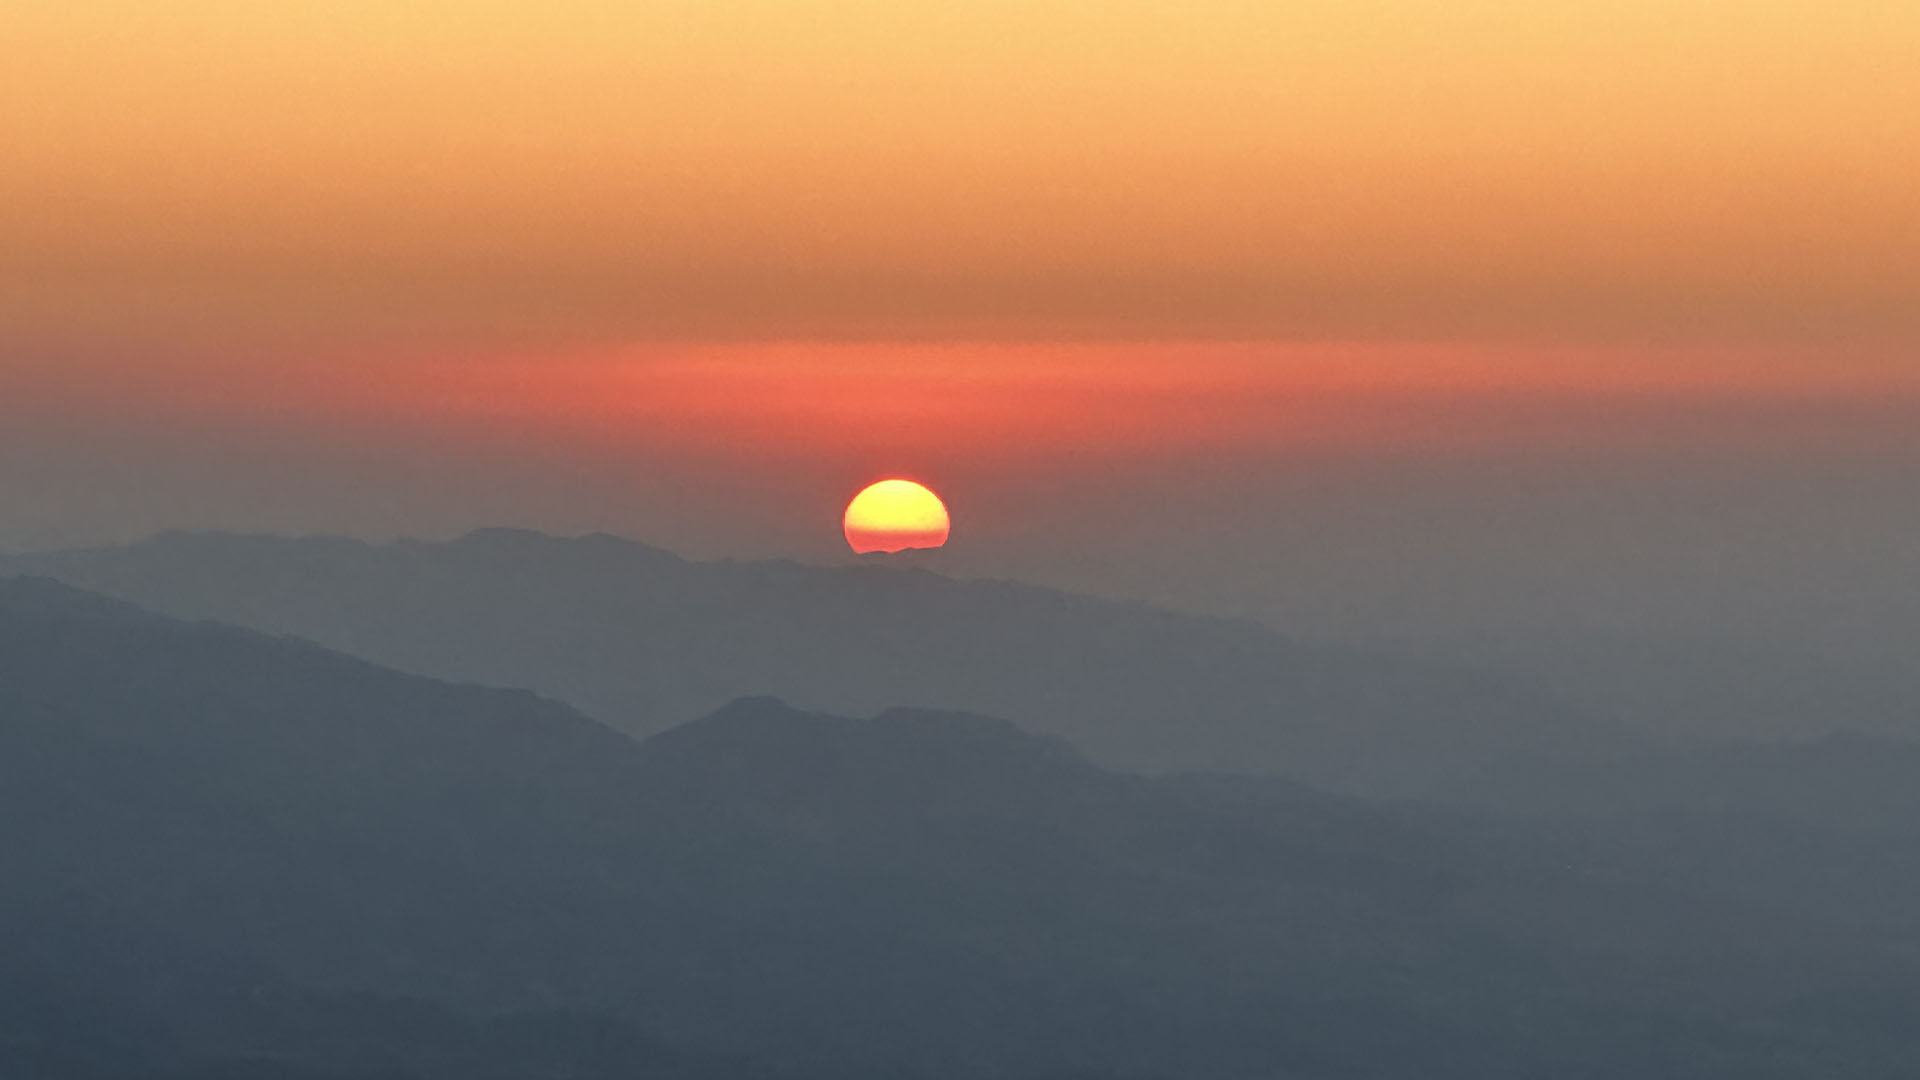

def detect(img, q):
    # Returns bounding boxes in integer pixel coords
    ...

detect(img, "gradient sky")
[4,1,1918,648]
[8,0,1919,343]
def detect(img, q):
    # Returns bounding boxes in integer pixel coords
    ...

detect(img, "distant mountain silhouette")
[1379,626,1920,743]
[0,529,1623,798]
[6,578,1920,1077]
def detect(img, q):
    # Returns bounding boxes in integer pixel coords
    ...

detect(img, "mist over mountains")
[15,0,1919,1073]
[7,576,1920,1078]
[0,528,1631,800]
[1376,625,1920,745]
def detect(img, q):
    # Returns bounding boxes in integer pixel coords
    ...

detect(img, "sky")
[4,1,1918,648]
[9,0,1919,344]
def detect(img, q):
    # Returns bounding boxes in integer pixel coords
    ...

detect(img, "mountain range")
[6,575,1920,1078]
[0,529,1621,799]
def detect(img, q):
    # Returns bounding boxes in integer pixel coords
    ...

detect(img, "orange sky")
[8,342,1915,471]
[6,0,1919,346]
[5,0,1917,580]
[4,2,1919,649]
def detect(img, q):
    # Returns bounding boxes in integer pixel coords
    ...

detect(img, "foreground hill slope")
[4,578,1919,1077]
[1,529,1613,797]
[0,577,747,1080]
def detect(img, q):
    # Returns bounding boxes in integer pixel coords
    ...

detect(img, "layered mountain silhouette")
[1384,626,1920,743]
[6,577,1920,1077]
[0,529,1622,798]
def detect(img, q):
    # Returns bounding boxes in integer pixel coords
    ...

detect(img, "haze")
[8,3,1917,651]
[11,4,1920,1076]
[5,339,1917,657]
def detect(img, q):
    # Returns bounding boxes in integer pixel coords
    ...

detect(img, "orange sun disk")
[844,479,951,554]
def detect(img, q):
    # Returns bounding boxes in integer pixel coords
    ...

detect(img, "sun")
[844,479,951,554]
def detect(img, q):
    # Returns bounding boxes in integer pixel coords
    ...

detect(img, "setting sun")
[843,479,950,554]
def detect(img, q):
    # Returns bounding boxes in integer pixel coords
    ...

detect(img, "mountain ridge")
[5,578,1920,1077]
[0,528,1622,798]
